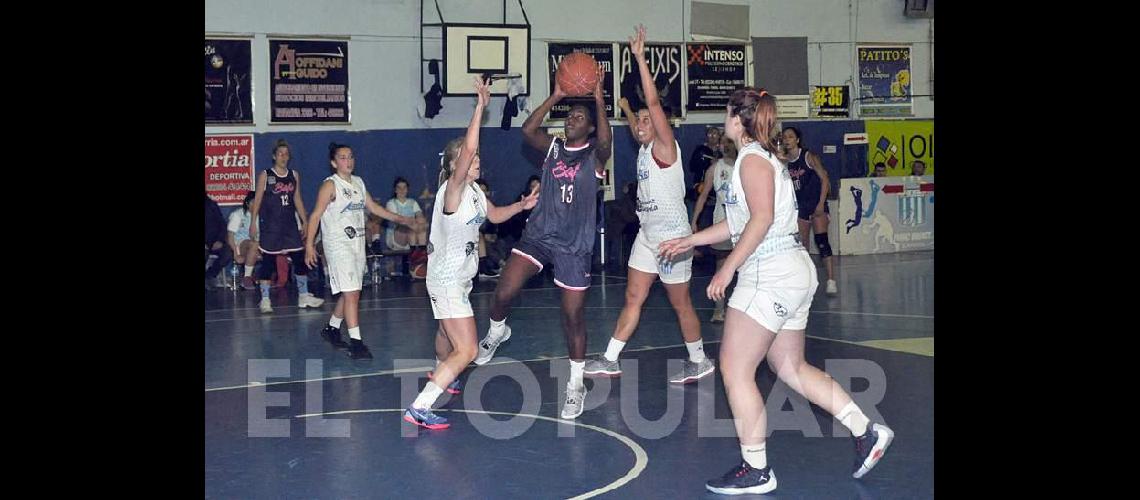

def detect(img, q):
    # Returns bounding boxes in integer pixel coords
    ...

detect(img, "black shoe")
[320,325,348,349]
[852,423,894,478]
[347,338,373,360]
[705,462,777,495]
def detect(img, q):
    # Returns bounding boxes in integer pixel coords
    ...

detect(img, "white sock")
[412,382,444,410]
[603,338,626,362]
[836,401,870,436]
[347,326,361,340]
[569,360,585,389]
[328,315,343,329]
[489,317,507,338]
[686,339,707,363]
[741,443,767,469]
[244,265,255,277]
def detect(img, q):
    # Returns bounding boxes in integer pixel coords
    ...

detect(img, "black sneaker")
[320,325,348,349]
[347,338,373,360]
[705,462,777,495]
[852,423,895,478]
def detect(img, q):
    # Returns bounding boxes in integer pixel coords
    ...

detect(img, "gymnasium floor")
[205,250,934,499]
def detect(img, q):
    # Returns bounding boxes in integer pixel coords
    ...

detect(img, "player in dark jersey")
[250,139,325,313]
[781,127,837,295]
[473,63,612,420]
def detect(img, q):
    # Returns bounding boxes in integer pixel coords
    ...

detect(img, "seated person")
[205,192,233,288]
[870,161,888,177]
[385,177,428,255]
[227,191,260,290]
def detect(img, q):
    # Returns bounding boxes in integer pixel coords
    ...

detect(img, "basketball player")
[781,127,838,295]
[250,139,324,313]
[691,136,739,322]
[660,88,893,495]
[404,78,540,429]
[473,61,612,420]
[303,143,417,360]
[583,25,710,385]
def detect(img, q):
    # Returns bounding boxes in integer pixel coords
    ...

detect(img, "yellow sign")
[865,120,933,176]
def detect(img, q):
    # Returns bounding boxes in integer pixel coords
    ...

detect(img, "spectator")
[870,161,888,177]
[226,191,260,290]
[910,160,926,176]
[205,192,233,289]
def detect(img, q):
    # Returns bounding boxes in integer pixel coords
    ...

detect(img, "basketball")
[556,52,600,97]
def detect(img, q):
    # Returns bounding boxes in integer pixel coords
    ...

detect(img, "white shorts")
[427,281,474,319]
[728,251,818,332]
[627,230,693,284]
[325,240,365,295]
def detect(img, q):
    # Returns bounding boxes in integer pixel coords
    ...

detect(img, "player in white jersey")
[660,88,893,495]
[691,136,738,322]
[404,78,539,430]
[304,143,417,360]
[583,25,711,385]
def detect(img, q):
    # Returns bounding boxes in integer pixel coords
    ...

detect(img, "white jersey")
[723,142,803,265]
[427,179,488,288]
[635,140,691,242]
[711,158,735,225]
[320,174,369,253]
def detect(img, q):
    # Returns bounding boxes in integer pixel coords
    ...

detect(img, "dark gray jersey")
[521,137,603,256]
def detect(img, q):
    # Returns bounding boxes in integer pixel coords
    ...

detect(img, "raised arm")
[629,25,676,164]
[443,77,491,214]
[617,97,639,142]
[592,63,612,168]
[521,79,566,152]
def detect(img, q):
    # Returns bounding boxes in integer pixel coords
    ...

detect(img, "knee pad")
[814,233,833,258]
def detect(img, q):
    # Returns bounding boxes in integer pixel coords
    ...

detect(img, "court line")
[292,408,647,499]
[204,333,928,393]
[205,305,932,324]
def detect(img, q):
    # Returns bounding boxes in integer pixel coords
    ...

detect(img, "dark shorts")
[797,199,830,222]
[512,238,592,291]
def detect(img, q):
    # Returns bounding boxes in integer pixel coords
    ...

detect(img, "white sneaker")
[826,279,838,295]
[259,298,273,313]
[474,325,511,365]
[560,383,588,420]
[298,293,325,308]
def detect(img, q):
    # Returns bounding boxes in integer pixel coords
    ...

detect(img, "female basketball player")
[304,143,417,360]
[404,78,539,429]
[473,61,612,421]
[660,88,893,495]
[781,126,837,295]
[583,25,710,385]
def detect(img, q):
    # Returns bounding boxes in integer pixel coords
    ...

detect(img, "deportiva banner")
[547,43,615,120]
[269,39,349,123]
[685,43,746,111]
[838,176,934,255]
[205,39,253,124]
[865,120,934,177]
[205,134,255,207]
[857,45,912,117]
[618,42,684,119]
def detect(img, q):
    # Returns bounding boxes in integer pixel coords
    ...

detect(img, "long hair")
[438,137,464,186]
[241,190,255,213]
[328,142,350,173]
[782,126,806,151]
[727,87,778,153]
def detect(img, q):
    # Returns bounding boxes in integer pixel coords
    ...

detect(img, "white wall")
[205,0,933,134]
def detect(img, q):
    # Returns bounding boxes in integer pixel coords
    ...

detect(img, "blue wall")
[221,120,881,218]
